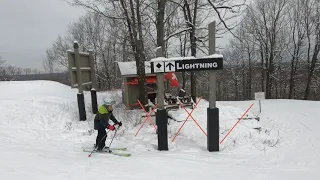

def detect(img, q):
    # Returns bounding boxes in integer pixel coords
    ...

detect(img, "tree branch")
[207,0,246,40]
[66,0,125,20]
[164,27,192,42]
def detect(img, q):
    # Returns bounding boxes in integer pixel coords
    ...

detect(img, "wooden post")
[74,42,86,120]
[156,48,165,110]
[207,21,219,152]
[74,42,83,94]
[89,50,98,114]
[155,46,168,151]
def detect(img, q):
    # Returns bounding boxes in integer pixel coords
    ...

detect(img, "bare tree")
[217,0,320,101]
[286,0,306,99]
[45,35,71,69]
[0,64,23,81]
[247,0,288,99]
[43,55,54,74]
[229,17,261,100]
[157,0,167,54]
[24,68,32,75]
[0,56,4,66]
[304,0,320,100]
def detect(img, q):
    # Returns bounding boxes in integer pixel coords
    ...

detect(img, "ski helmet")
[103,97,116,105]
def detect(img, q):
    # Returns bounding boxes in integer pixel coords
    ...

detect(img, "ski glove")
[107,124,115,131]
[117,121,122,127]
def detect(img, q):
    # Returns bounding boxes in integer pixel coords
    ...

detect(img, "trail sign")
[152,62,165,73]
[254,92,265,114]
[67,49,97,90]
[150,56,223,73]
[175,57,222,72]
[165,62,175,72]
[255,92,265,100]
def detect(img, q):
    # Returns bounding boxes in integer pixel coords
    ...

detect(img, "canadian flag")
[164,72,180,87]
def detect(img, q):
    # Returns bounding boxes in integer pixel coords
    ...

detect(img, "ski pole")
[107,126,120,151]
[88,129,110,157]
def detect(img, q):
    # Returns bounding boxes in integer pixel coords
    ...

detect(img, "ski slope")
[0,80,319,180]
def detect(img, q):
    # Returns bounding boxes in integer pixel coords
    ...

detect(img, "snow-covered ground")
[0,80,319,180]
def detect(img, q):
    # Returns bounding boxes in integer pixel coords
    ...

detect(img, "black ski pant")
[96,128,107,150]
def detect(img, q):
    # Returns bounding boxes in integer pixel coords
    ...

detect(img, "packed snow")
[0,80,319,180]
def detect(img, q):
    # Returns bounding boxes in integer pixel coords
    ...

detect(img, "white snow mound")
[0,80,79,130]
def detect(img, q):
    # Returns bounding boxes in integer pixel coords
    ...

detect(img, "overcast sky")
[0,0,86,71]
[0,0,242,72]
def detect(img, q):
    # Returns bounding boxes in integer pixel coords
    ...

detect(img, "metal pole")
[155,46,168,151]
[89,50,97,90]
[207,21,219,152]
[67,50,74,86]
[259,100,261,113]
[209,21,216,109]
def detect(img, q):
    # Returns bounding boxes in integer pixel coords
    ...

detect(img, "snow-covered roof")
[201,54,223,58]
[150,54,223,62]
[117,61,153,76]
[150,56,196,62]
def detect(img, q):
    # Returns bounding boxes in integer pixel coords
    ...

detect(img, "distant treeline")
[15,72,71,86]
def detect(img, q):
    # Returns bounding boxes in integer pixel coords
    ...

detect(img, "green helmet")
[103,97,116,105]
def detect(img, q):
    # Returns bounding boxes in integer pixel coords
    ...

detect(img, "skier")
[94,98,122,151]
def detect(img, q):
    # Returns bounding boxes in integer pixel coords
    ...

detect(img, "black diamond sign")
[151,62,165,73]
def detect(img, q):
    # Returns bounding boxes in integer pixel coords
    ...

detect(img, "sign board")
[67,50,96,89]
[164,61,175,72]
[150,57,223,73]
[152,62,165,73]
[254,92,265,100]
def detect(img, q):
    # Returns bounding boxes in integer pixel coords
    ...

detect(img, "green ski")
[84,145,127,151]
[107,147,127,151]
[83,148,131,157]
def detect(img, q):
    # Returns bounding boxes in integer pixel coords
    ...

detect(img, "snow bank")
[0,80,79,130]
[0,80,77,100]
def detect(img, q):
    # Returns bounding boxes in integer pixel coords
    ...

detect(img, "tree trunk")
[288,55,296,99]
[120,0,148,106]
[112,40,117,88]
[304,41,320,99]
[180,33,187,90]
[106,45,111,89]
[136,40,148,106]
[267,54,275,99]
[235,77,239,100]
[242,61,246,99]
[156,0,167,54]
[304,8,319,99]
[122,38,127,62]
[260,45,265,92]
[183,0,198,102]
[248,52,252,99]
